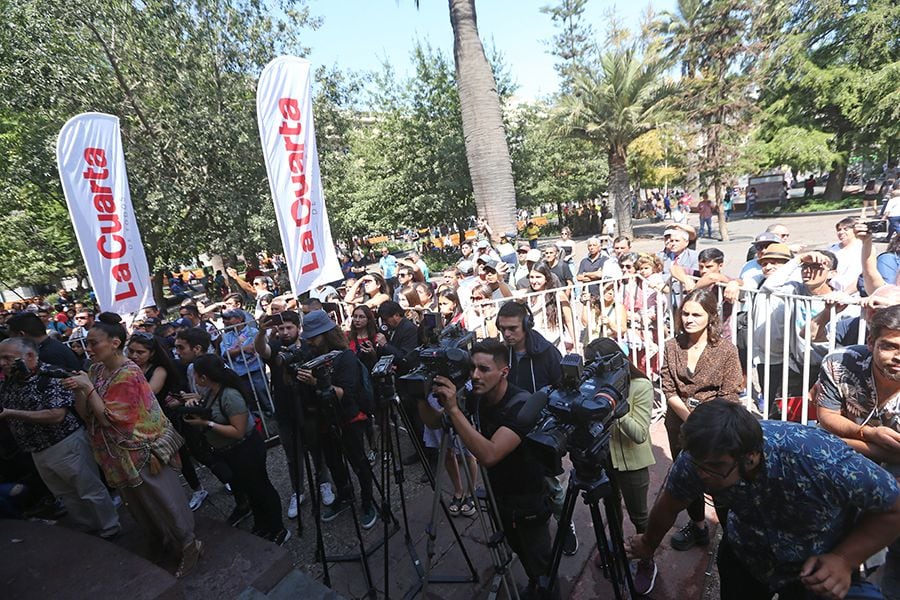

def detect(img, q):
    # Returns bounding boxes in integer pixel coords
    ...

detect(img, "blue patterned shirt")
[666,420,899,591]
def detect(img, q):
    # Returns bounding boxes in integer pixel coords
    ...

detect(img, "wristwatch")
[207,421,215,430]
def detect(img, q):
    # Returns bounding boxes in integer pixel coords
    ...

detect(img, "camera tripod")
[376,374,479,599]
[423,412,521,600]
[539,462,635,600]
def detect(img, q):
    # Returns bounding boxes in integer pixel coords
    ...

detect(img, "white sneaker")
[320,482,336,506]
[189,489,208,512]
[224,483,232,494]
[287,493,304,519]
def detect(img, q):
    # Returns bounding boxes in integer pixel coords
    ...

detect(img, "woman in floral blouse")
[64,312,201,577]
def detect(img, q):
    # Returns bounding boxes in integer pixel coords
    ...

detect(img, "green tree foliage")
[540,0,597,93]
[509,102,608,208]
[0,0,317,288]
[627,128,684,191]
[555,47,678,238]
[756,0,900,199]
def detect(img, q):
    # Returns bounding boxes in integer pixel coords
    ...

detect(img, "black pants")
[323,420,373,508]
[217,431,284,535]
[278,410,328,495]
[664,410,706,522]
[612,467,650,534]
[498,501,556,596]
[718,535,815,600]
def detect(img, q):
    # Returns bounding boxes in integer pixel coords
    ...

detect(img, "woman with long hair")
[344,273,392,310]
[466,285,499,338]
[584,337,657,594]
[347,305,379,369]
[438,289,465,328]
[183,354,289,545]
[526,262,575,352]
[63,313,201,577]
[127,333,207,512]
[661,288,742,552]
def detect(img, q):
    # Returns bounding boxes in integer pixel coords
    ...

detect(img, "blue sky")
[304,0,676,101]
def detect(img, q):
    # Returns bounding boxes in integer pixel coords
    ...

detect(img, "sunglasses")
[517,249,529,254]
[398,272,411,278]
[483,268,497,274]
[621,264,635,270]
[130,331,155,341]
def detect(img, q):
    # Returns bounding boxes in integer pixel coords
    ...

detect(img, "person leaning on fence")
[816,304,900,599]
[62,313,201,578]
[219,309,272,416]
[628,399,900,600]
[661,287,743,552]
[294,310,378,530]
[0,337,120,539]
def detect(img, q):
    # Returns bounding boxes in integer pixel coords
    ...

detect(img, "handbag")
[148,422,185,474]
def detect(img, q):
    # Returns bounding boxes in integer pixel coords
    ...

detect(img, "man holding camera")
[421,339,557,600]
[0,337,120,538]
[628,399,900,600]
[295,310,377,529]
[254,310,335,519]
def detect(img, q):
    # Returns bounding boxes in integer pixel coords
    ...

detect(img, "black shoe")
[418,471,431,484]
[562,522,578,556]
[321,500,351,523]
[266,528,292,546]
[670,521,709,551]
[227,505,252,527]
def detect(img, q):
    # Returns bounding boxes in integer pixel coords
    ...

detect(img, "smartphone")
[263,313,284,328]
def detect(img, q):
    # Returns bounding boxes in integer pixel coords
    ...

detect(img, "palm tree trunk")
[449,0,517,241]
[609,148,633,239]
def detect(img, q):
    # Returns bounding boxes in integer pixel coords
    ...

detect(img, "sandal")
[459,496,476,517]
[448,496,463,517]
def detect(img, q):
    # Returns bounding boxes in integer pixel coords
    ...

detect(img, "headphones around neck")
[496,302,534,332]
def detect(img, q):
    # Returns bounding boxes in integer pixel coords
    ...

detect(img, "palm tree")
[412,0,516,239]
[555,47,677,239]
[447,0,517,239]
[654,0,704,78]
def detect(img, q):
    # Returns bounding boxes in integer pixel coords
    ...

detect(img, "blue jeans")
[699,216,713,237]
[243,369,273,413]
[886,217,900,243]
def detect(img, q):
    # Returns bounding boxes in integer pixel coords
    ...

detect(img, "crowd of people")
[4,179,900,597]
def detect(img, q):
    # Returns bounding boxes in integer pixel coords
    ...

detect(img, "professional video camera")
[300,350,344,392]
[279,344,314,380]
[527,352,630,479]
[397,322,474,399]
[14,359,73,380]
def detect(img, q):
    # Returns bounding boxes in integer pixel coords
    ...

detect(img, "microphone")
[516,390,549,431]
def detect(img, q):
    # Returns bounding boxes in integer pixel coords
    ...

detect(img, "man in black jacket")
[376,301,429,466]
[496,301,578,556]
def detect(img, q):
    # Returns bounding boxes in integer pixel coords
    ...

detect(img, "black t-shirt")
[38,337,81,372]
[266,338,316,420]
[465,383,545,498]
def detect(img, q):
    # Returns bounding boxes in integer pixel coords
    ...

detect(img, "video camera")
[14,359,74,380]
[279,344,314,381]
[300,350,344,392]
[397,322,474,399]
[527,352,630,479]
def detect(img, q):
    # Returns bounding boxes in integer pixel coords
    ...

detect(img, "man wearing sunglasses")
[628,399,900,600]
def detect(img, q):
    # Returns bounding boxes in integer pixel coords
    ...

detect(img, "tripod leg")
[590,502,625,600]
[539,480,580,598]
[302,447,330,587]
[380,404,392,599]
[422,422,452,598]
[602,493,637,598]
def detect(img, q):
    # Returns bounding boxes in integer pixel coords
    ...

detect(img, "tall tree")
[540,0,596,93]
[446,0,517,239]
[0,0,317,291]
[555,47,677,238]
[756,0,900,200]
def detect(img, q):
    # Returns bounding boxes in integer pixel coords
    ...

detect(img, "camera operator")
[0,338,120,538]
[254,310,335,519]
[295,310,377,530]
[377,300,428,465]
[420,339,557,600]
[496,301,575,556]
[627,399,900,600]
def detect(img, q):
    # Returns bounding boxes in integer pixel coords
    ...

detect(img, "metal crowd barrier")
[62,279,871,431]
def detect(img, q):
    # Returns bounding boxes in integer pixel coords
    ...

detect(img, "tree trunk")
[609,149,633,239]
[714,182,730,241]
[824,160,847,201]
[152,271,166,309]
[449,0,517,241]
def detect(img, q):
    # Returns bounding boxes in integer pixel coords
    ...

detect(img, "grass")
[761,193,866,214]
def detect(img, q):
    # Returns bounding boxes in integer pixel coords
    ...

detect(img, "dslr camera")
[866,220,888,234]
[397,322,474,399]
[279,344,314,380]
[527,352,630,478]
[300,350,343,391]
